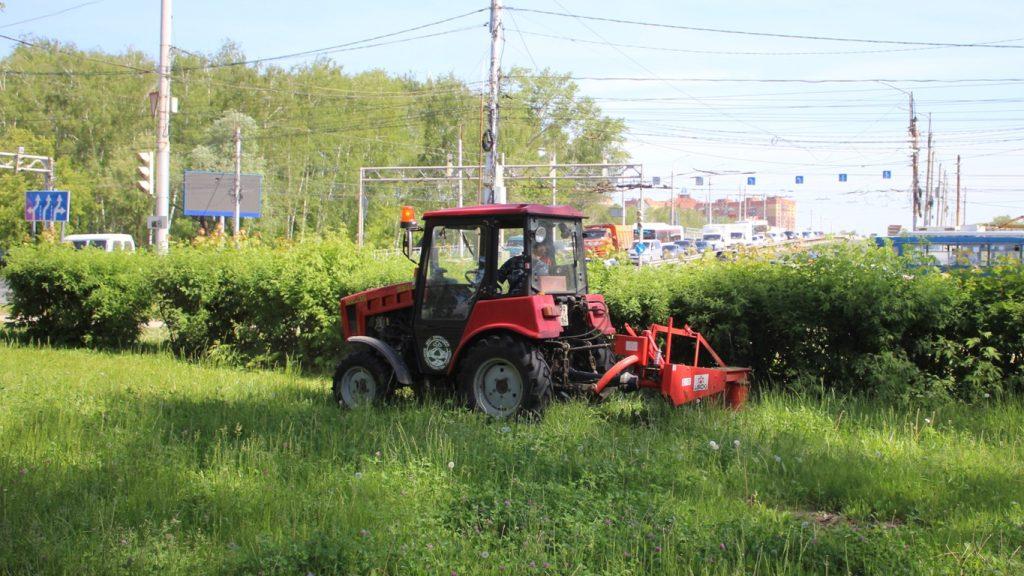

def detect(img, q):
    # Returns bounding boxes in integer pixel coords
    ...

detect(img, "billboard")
[183,170,262,218]
[25,190,71,222]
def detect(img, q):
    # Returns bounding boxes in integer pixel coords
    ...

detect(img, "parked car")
[783,230,798,241]
[661,243,684,259]
[504,234,524,256]
[63,233,136,252]
[628,240,663,265]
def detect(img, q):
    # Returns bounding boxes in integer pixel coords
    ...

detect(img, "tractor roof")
[422,203,583,219]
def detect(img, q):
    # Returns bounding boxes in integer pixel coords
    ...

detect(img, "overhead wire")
[0,1,104,30]
[505,7,1024,49]
[173,9,488,71]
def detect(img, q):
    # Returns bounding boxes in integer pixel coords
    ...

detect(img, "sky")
[2,0,1023,234]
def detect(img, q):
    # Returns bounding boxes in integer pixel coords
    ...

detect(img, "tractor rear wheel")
[332,351,392,408]
[458,334,552,418]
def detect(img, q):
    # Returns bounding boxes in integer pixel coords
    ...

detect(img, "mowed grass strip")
[1,343,1023,575]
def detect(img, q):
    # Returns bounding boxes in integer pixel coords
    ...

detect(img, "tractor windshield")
[529,217,582,294]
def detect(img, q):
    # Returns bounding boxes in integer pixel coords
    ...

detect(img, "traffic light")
[136,151,154,195]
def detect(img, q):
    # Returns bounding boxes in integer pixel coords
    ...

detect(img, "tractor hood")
[340,282,414,308]
[339,282,415,339]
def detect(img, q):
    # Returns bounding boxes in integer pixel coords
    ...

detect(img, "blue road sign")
[882,170,892,179]
[746,177,756,186]
[25,190,71,222]
[839,173,848,182]
[694,176,704,186]
[795,175,804,184]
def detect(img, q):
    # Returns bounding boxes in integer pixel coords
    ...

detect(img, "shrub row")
[4,240,1022,400]
[591,243,1024,401]
[2,240,412,372]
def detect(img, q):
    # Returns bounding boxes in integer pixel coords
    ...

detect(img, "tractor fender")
[593,354,640,396]
[347,336,413,385]
[448,325,552,375]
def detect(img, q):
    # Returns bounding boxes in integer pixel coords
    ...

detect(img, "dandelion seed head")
[733,439,741,449]
[774,455,782,463]
[447,461,455,470]
[480,551,490,559]
[708,440,720,451]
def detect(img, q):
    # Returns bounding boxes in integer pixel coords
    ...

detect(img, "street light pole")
[154,0,172,254]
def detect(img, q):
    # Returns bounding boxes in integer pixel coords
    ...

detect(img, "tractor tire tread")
[457,334,552,418]
[332,350,393,408]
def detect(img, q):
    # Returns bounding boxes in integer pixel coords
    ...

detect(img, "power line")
[509,74,1024,84]
[174,9,488,71]
[0,33,153,74]
[505,7,1024,49]
[0,1,104,30]
[517,29,983,57]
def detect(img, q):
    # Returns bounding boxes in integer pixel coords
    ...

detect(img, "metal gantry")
[357,162,643,246]
[0,148,55,187]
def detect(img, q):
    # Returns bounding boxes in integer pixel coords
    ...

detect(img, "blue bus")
[875,230,1024,268]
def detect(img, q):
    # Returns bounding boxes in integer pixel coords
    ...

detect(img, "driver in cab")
[497,239,553,294]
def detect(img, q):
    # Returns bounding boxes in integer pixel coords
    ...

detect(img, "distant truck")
[701,222,754,248]
[640,223,683,243]
[63,233,136,252]
[583,224,632,257]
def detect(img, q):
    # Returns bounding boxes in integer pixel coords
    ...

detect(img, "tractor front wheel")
[332,351,392,408]
[458,335,552,418]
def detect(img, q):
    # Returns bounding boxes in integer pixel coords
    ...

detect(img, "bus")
[875,230,1024,268]
[640,223,683,243]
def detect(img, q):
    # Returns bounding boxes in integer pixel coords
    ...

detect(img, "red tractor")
[334,203,749,417]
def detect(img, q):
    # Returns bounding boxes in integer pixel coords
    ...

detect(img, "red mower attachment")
[595,318,751,409]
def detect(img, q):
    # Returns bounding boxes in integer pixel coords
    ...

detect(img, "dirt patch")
[790,509,904,530]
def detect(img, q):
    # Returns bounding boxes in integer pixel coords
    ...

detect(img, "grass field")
[2,343,1023,575]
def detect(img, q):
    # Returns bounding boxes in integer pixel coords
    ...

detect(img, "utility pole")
[668,168,676,226]
[924,114,933,227]
[233,125,242,241]
[153,0,172,253]
[549,151,557,205]
[481,0,504,204]
[909,93,920,231]
[955,154,962,227]
[457,126,464,209]
[706,178,711,224]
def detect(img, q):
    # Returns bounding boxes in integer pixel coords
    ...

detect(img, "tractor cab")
[402,204,612,378]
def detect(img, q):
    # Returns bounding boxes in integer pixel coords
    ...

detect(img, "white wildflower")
[774,455,782,463]
[708,440,720,451]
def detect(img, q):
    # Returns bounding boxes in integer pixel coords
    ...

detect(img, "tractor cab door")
[413,222,488,375]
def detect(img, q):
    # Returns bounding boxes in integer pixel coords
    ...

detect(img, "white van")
[64,234,136,252]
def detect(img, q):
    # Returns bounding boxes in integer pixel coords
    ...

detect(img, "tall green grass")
[2,343,1023,575]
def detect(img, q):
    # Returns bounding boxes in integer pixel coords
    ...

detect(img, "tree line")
[0,40,627,247]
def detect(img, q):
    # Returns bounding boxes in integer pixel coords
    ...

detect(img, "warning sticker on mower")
[694,374,709,392]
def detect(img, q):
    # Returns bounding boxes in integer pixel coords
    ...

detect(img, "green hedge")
[2,245,154,346]
[591,243,1024,401]
[2,240,412,371]
[4,240,1022,401]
